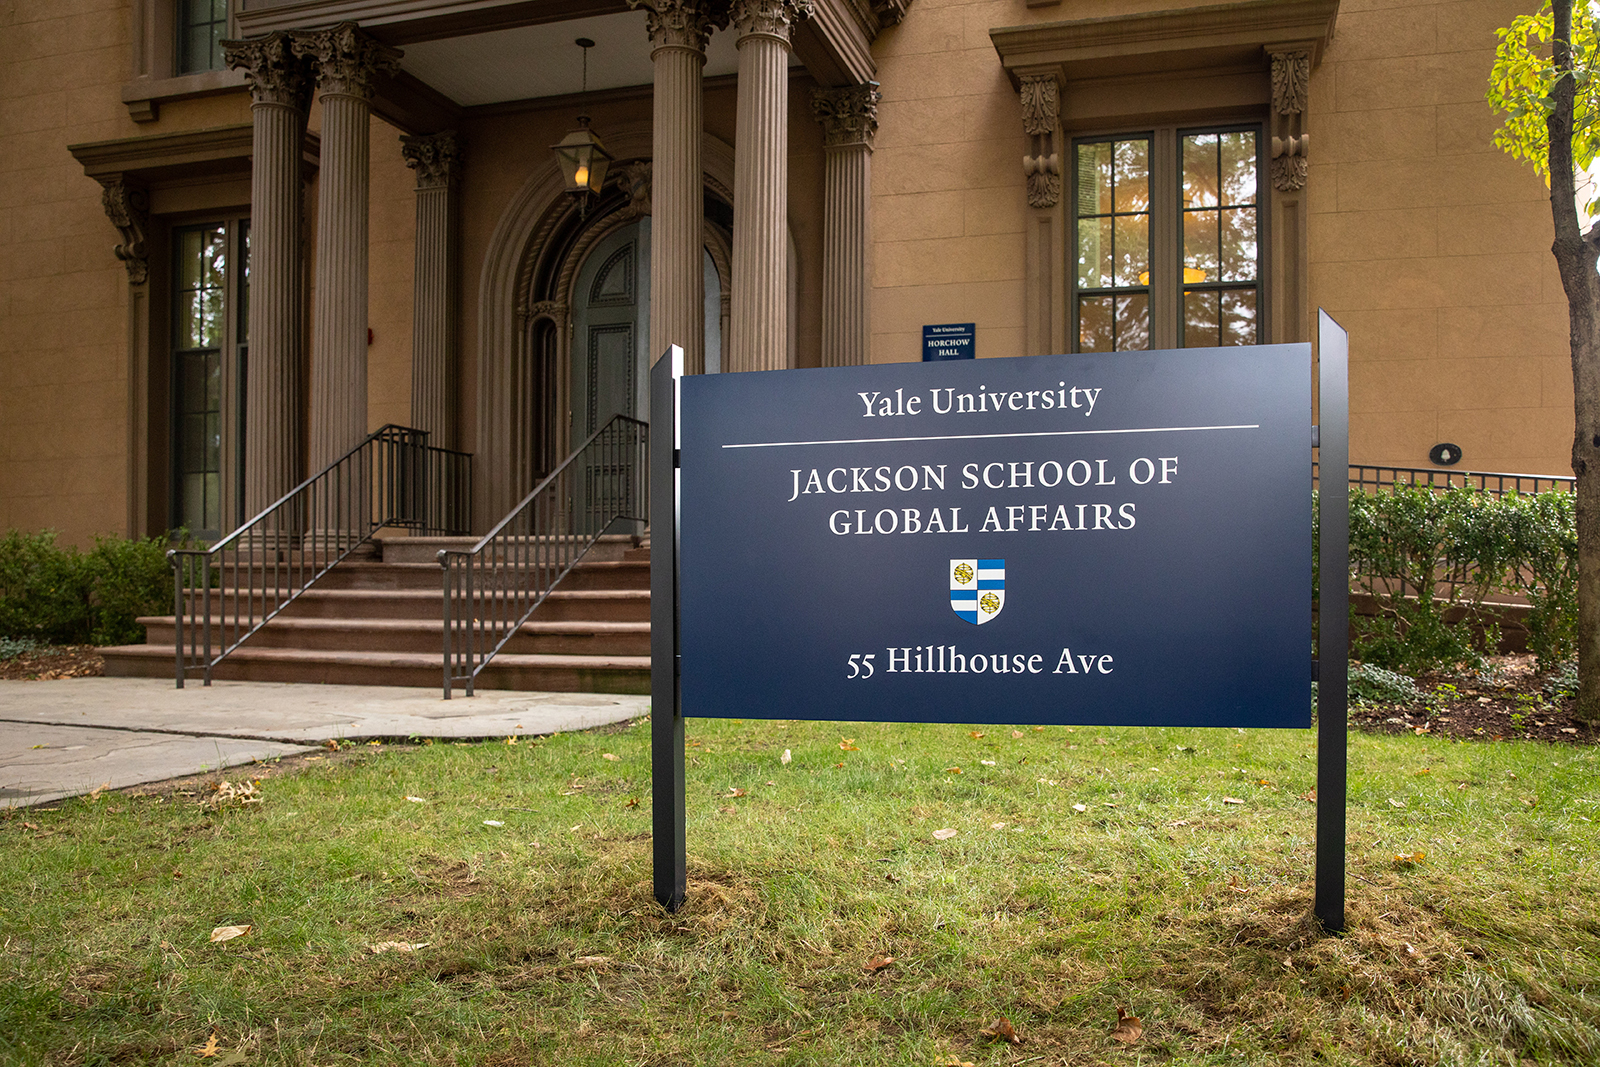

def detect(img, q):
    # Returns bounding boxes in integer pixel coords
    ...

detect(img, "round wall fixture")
[1429,442,1462,466]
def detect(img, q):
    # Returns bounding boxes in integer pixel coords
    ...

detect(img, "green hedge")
[0,530,177,647]
[1317,484,1576,674]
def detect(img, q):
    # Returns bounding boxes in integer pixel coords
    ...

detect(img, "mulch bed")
[0,646,105,681]
[1348,654,1599,745]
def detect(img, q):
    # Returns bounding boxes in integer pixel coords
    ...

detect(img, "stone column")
[812,83,879,368]
[629,1,720,368]
[728,0,811,372]
[400,131,461,449]
[292,23,401,471]
[224,32,311,516]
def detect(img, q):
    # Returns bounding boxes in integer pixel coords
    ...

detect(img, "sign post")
[1314,311,1350,933]
[650,345,685,912]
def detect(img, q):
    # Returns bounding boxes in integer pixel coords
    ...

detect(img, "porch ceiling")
[398,10,751,107]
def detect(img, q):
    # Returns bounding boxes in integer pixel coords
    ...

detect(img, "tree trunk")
[1550,0,1600,721]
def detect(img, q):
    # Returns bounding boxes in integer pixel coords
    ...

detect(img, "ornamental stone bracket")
[812,82,880,149]
[400,130,461,189]
[1018,71,1061,209]
[1268,48,1311,191]
[617,160,654,220]
[98,178,150,284]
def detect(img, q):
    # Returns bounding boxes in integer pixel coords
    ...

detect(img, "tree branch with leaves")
[1490,0,1600,720]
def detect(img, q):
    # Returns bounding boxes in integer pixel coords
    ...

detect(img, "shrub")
[86,534,175,646]
[0,530,93,644]
[1348,662,1422,706]
[0,529,177,647]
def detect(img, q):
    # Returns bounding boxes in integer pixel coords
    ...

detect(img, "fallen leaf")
[1414,767,1431,776]
[1095,737,1108,745]
[719,806,737,814]
[840,738,860,751]
[969,731,985,739]
[1388,798,1405,808]
[781,749,792,764]
[1228,875,1251,893]
[624,798,640,808]
[1170,818,1189,826]
[946,766,962,774]
[1033,726,1044,732]
[863,954,896,972]
[370,941,429,954]
[1403,942,1419,956]
[602,753,620,761]
[980,759,996,766]
[1011,730,1024,739]
[405,796,428,804]
[1562,727,1578,734]
[979,1016,1021,1044]
[942,1059,976,1067]
[1111,1006,1143,1044]
[1394,850,1425,865]
[193,1033,220,1057]
[1222,797,1245,805]
[1299,789,1317,802]
[990,822,1006,829]
[1072,803,1088,812]
[20,822,38,831]
[209,925,251,943]
[932,827,958,840]
[725,787,746,798]
[483,819,504,827]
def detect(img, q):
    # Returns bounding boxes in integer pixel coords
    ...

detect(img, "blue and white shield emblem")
[950,558,1005,624]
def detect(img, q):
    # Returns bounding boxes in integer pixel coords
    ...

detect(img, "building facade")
[0,0,1570,547]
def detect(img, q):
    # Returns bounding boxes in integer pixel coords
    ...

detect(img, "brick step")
[375,533,641,565]
[306,559,650,592]
[138,616,651,657]
[171,587,650,622]
[100,644,650,694]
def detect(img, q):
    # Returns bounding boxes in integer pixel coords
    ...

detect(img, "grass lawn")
[2,715,1598,1066]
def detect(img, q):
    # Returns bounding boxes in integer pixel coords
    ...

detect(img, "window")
[177,0,230,75]
[1073,125,1263,352]
[171,219,248,539]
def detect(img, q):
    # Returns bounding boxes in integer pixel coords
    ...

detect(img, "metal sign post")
[1314,311,1350,933]
[650,345,685,912]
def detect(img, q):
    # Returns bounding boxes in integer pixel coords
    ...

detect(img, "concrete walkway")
[0,678,650,808]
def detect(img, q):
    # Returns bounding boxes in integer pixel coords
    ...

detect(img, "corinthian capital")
[223,32,311,109]
[292,22,402,100]
[628,0,728,52]
[812,83,881,149]
[731,0,814,43]
[401,131,461,189]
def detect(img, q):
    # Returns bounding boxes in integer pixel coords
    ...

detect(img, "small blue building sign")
[923,322,975,361]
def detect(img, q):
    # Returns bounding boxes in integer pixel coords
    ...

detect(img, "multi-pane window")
[177,0,230,75]
[172,220,248,539]
[1180,131,1260,347]
[1074,138,1151,352]
[1073,125,1263,352]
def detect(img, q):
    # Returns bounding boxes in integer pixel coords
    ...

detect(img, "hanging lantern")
[552,116,613,200]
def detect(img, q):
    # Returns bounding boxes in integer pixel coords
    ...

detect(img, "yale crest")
[950,558,1005,624]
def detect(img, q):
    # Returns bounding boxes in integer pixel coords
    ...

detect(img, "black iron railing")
[441,414,648,698]
[1315,460,1574,497]
[168,424,471,686]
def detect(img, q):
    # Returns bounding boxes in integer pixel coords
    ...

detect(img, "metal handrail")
[441,414,648,698]
[168,424,472,686]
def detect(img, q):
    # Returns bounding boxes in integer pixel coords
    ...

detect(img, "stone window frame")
[1069,121,1269,353]
[124,0,248,123]
[990,0,1338,356]
[68,124,319,536]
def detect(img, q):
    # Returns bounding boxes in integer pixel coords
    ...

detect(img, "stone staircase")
[100,535,651,693]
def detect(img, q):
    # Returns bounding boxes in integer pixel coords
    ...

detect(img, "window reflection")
[1181,129,1258,347]
[1074,136,1151,351]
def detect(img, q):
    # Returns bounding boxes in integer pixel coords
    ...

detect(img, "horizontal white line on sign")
[719,424,1262,450]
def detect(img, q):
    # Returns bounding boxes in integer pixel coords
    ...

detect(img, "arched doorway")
[570,217,724,441]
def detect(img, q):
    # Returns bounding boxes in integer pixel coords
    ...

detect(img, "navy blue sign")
[677,347,1312,728]
[923,323,975,361]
